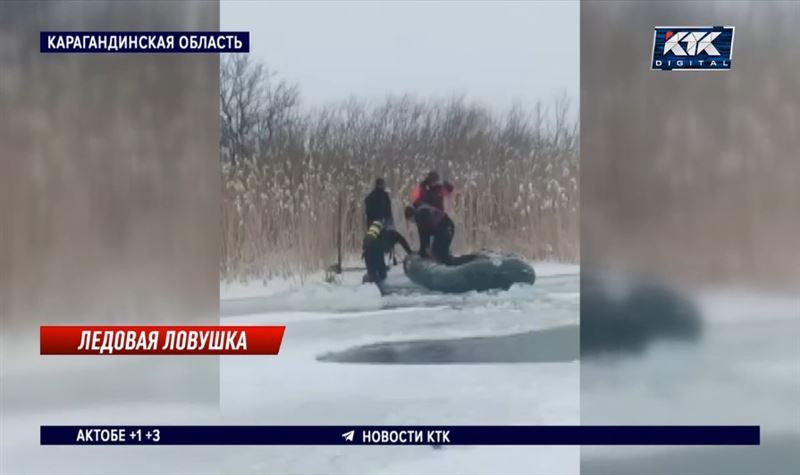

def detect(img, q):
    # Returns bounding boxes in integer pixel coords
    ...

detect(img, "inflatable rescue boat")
[403,251,535,293]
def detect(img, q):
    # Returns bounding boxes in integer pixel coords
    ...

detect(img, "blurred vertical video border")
[0,1,221,474]
[581,1,799,474]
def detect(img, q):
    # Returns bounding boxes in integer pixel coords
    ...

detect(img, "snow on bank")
[220,262,580,320]
[220,260,579,301]
[220,274,322,300]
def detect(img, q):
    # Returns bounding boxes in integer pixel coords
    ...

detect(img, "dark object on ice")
[580,271,703,356]
[364,178,394,229]
[318,325,577,364]
[363,221,412,284]
[403,251,536,293]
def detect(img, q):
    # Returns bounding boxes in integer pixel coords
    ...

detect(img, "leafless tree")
[220,54,300,164]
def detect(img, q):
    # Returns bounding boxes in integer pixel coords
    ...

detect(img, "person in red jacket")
[411,170,453,211]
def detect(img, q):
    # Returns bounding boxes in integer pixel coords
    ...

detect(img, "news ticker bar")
[40,326,285,355]
[41,426,760,446]
[40,32,249,53]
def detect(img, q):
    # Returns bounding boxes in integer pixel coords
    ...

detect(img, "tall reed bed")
[220,56,578,281]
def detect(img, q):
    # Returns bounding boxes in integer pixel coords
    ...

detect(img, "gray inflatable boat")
[403,251,536,293]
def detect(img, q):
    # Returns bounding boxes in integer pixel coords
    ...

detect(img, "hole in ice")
[317,325,579,364]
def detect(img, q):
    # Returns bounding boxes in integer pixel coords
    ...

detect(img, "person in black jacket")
[364,178,394,229]
[362,220,412,283]
[404,203,455,264]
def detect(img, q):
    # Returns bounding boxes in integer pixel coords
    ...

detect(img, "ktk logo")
[663,31,721,56]
[652,26,734,71]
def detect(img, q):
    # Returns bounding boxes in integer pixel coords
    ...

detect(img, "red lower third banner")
[40,326,285,355]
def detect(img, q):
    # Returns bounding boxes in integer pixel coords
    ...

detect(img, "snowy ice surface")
[220,260,579,301]
[7,258,793,474]
[219,262,580,474]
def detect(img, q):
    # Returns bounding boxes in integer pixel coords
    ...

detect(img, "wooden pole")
[336,189,343,274]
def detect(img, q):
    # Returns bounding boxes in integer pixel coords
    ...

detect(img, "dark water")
[317,325,579,364]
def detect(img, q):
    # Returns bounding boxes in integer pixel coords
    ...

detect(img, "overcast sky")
[222,1,578,113]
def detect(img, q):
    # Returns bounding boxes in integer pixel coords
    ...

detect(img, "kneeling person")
[404,204,455,265]
[363,221,412,283]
